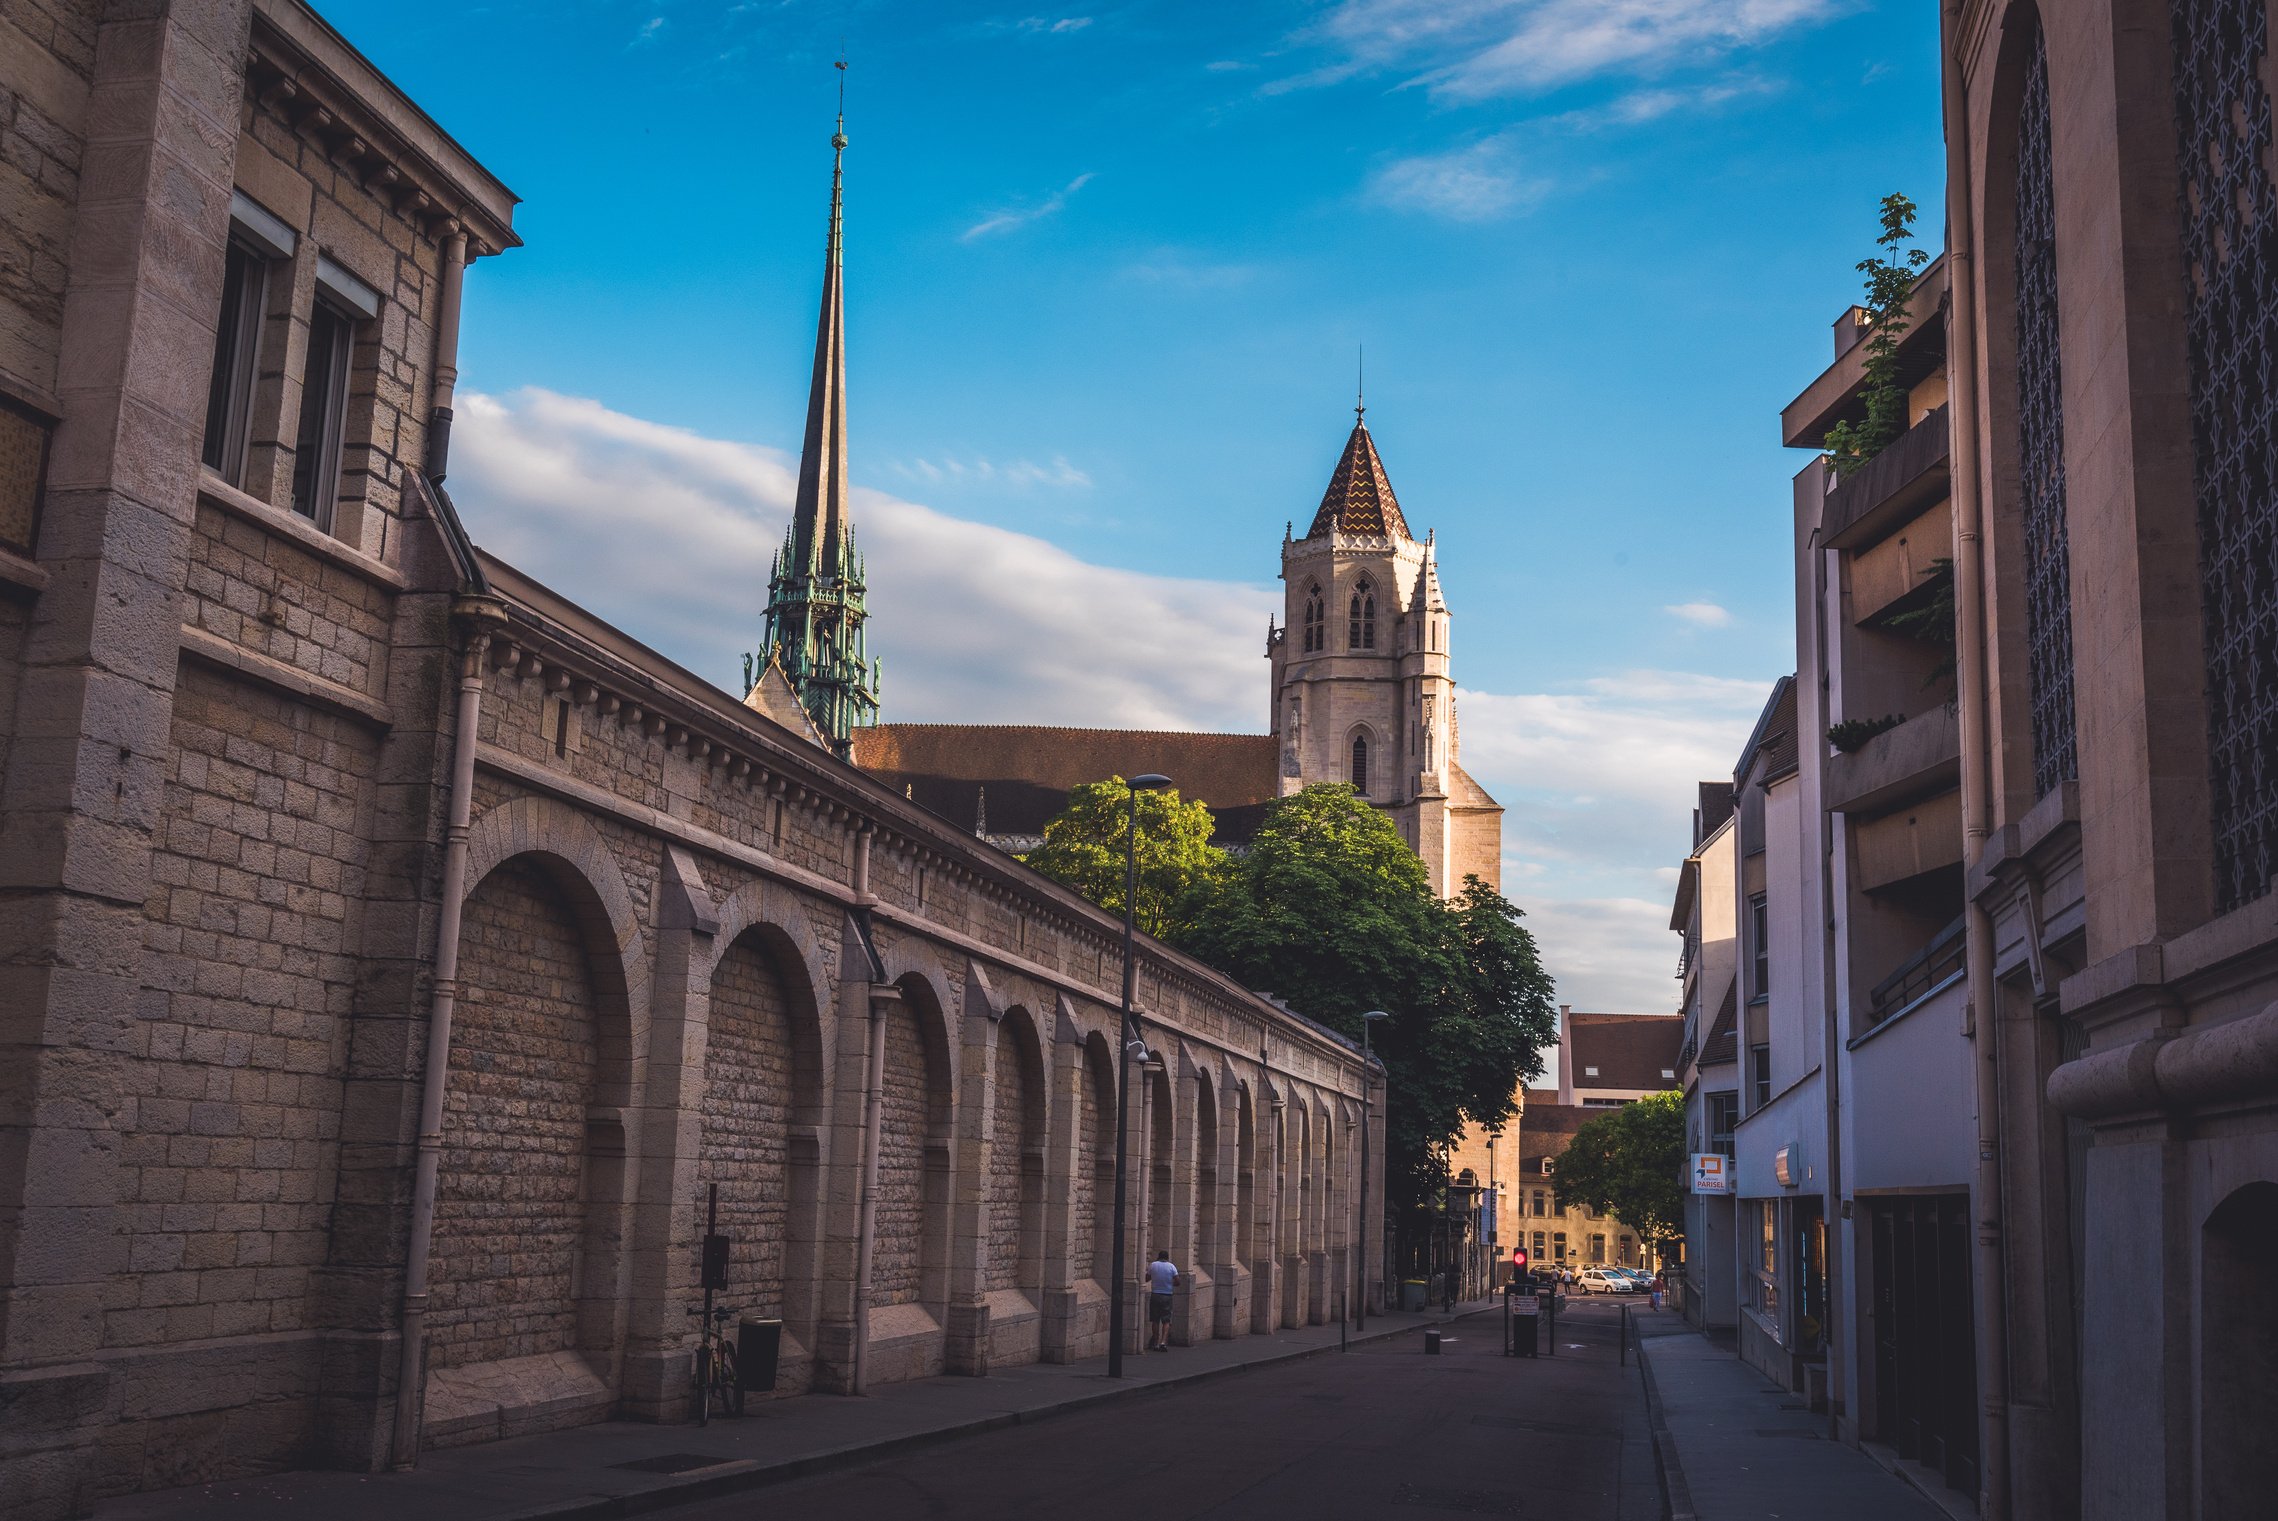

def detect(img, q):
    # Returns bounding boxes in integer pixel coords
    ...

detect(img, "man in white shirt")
[1144,1251,1178,1351]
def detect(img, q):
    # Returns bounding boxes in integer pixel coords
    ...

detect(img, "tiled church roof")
[849,725,1280,842]
[1305,420,1410,540]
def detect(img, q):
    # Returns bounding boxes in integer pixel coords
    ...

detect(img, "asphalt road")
[664,1299,1662,1521]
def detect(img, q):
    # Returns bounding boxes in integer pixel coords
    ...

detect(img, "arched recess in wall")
[878,969,957,1320]
[1348,729,1372,796]
[2202,1180,2278,1509]
[1235,1079,1259,1269]
[985,1005,1048,1303]
[1145,1058,1175,1262]
[1317,1094,1341,1255]
[696,893,829,1390]
[1193,1063,1220,1271]
[432,797,649,1398]
[1077,1029,1118,1286]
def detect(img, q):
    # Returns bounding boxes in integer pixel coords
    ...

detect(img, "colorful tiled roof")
[1305,420,1410,540]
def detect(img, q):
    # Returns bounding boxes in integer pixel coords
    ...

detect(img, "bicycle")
[686,1304,743,1424]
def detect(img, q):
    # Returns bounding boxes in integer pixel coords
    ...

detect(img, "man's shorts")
[1148,1291,1173,1324]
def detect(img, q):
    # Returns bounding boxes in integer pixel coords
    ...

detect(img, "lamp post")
[1108,773,1172,1379]
[1355,1009,1388,1330]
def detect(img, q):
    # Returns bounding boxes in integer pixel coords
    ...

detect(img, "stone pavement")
[1634,1311,1949,1520]
[97,1302,1501,1521]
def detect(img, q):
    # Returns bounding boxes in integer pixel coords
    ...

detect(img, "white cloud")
[890,454,1092,489]
[450,389,1271,732]
[1510,895,1684,1014]
[1368,138,1545,220]
[630,15,664,46]
[1014,16,1093,33]
[1315,0,1836,98]
[1663,601,1733,628]
[961,172,1095,242]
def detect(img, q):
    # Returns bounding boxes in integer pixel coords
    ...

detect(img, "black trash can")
[737,1317,782,1393]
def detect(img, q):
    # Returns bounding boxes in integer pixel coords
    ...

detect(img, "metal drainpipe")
[1940,7,2012,1513]
[390,620,493,1468]
[851,982,895,1395]
[1813,527,1848,1442]
[425,226,468,481]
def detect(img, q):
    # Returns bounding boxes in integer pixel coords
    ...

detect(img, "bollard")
[1425,1328,1442,1355]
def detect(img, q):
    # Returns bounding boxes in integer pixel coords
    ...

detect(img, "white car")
[1575,1267,1632,1294]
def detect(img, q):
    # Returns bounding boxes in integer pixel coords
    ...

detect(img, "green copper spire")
[757,66,880,756]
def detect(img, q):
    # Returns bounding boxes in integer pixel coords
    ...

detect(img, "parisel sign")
[1690,1153,1731,1195]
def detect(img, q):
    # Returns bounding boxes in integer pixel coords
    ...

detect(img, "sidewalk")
[1633,1314,1948,1520]
[99,1302,1498,1521]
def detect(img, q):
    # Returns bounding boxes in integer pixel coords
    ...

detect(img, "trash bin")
[737,1317,781,1393]
[1399,1279,1428,1313]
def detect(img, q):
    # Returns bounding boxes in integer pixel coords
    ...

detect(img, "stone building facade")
[0,5,1382,1517]
[1943,1,2278,1515]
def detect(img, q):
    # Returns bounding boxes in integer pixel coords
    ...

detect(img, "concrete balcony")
[1824,700,1960,816]
[1822,405,1950,551]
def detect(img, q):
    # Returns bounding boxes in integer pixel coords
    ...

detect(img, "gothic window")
[2171,0,2278,910]
[1302,584,1324,653]
[1350,732,1370,794]
[1349,577,1377,649]
[2015,14,2078,799]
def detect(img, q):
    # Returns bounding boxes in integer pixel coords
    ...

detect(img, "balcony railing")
[1868,913,1967,1019]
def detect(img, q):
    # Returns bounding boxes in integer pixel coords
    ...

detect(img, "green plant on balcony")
[1824,192,1931,479]
[1827,714,1905,753]
[1886,557,1957,691]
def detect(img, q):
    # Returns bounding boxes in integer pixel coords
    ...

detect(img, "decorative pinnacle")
[1356,344,1365,424]
[833,56,848,149]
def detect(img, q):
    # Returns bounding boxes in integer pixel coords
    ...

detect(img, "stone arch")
[1077,1029,1118,1285]
[426,800,650,1430]
[695,893,831,1393]
[985,1004,1048,1299]
[1234,1077,1259,1272]
[1347,726,1373,796]
[1193,1062,1221,1273]
[876,969,958,1321]
[1144,1057,1175,1261]
[2202,1179,2278,1511]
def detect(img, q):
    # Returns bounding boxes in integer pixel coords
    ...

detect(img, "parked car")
[1614,1267,1652,1289]
[1575,1267,1632,1294]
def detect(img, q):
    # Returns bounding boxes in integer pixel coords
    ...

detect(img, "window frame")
[290,295,355,529]
[200,236,270,485]
[1349,730,1370,794]
[1748,892,1770,1000]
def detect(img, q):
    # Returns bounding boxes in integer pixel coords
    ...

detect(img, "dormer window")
[1349,577,1376,649]
[1302,584,1324,652]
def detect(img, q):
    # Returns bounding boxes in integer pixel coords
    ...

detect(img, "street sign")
[1690,1153,1731,1195]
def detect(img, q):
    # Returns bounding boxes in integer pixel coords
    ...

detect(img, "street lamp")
[1355,1009,1389,1330]
[1108,773,1172,1378]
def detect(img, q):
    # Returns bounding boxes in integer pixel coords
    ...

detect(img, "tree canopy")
[1023,778,1230,940]
[1173,784,1559,1215]
[1549,1090,1685,1247]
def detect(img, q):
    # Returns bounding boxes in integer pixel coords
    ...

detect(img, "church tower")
[1267,403,1500,896]
[754,84,881,757]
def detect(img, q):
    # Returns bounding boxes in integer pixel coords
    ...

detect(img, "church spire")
[755,63,880,756]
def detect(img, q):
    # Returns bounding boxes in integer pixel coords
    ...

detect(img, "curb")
[1633,1335,1698,1521]
[489,1307,1504,1521]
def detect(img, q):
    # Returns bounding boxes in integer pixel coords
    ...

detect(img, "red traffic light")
[1512,1248,1528,1268]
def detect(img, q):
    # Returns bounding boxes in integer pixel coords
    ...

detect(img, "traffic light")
[1513,1247,1528,1271]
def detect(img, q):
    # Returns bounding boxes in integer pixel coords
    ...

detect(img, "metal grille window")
[2015,20,2078,798]
[2171,0,2278,910]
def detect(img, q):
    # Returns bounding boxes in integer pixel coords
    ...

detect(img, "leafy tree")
[1023,778,1230,940]
[1823,192,1931,478]
[1550,1090,1685,1249]
[1174,784,1560,1216]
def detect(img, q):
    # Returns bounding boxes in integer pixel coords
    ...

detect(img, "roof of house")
[1567,1011,1685,1091]
[1305,419,1410,540]
[1696,781,1735,843]
[848,724,1281,842]
[1518,1093,1595,1168]
[1735,676,1799,788]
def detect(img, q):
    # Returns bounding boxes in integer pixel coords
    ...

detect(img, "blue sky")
[326,0,1945,1010]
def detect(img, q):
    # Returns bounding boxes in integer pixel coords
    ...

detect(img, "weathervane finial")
[1356,345,1365,423]
[833,52,848,149]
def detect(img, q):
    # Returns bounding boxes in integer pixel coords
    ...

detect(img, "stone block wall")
[428,858,601,1370]
[0,0,95,399]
